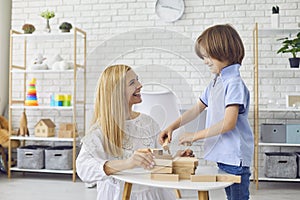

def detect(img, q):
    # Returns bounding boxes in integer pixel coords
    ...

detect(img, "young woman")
[76,64,175,200]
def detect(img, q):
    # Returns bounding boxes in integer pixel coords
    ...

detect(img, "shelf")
[11,31,85,41]
[10,105,74,110]
[259,108,300,112]
[257,28,300,36]
[10,136,78,142]
[10,167,73,174]
[11,69,83,73]
[258,177,300,182]
[259,142,300,147]
[259,68,300,71]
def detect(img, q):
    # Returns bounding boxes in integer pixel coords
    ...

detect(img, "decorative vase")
[44,19,51,33]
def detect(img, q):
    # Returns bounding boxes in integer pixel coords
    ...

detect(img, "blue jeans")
[217,162,251,200]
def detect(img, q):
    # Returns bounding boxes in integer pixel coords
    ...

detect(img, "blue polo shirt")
[200,64,254,167]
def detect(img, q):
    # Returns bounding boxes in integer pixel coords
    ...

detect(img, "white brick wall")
[10,0,300,169]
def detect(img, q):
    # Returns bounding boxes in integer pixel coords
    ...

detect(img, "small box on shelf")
[261,123,286,143]
[296,153,300,177]
[17,145,50,169]
[264,152,297,179]
[45,146,73,170]
[286,124,300,144]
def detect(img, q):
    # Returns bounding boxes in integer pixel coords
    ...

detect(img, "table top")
[111,166,233,191]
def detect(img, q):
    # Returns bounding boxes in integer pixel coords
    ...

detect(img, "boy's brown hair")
[195,24,245,65]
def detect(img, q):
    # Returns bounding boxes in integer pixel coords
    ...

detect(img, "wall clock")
[155,0,185,22]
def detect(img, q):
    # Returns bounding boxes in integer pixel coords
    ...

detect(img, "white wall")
[9,0,300,167]
[0,0,11,116]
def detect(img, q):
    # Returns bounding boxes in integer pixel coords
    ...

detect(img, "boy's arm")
[179,105,239,144]
[159,100,206,144]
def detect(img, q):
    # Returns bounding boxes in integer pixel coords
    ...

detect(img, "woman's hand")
[174,149,195,157]
[179,132,196,145]
[126,150,155,170]
[159,127,173,145]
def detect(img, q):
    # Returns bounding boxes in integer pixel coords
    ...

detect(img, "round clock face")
[155,0,185,22]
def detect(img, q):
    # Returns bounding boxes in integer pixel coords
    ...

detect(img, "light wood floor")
[1,172,300,200]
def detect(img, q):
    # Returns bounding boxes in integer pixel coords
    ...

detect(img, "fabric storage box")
[17,145,50,169]
[264,152,297,178]
[297,153,300,177]
[45,146,73,170]
[261,123,286,143]
[286,124,300,144]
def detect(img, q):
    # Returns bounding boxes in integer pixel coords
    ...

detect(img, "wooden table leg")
[175,189,182,198]
[122,182,133,200]
[198,191,209,200]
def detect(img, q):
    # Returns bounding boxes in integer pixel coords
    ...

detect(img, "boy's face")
[125,70,142,108]
[199,46,227,75]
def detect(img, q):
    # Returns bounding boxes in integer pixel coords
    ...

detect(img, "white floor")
[1,172,300,200]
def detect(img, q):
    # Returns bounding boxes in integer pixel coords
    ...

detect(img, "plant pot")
[60,29,70,33]
[23,31,33,34]
[289,58,300,68]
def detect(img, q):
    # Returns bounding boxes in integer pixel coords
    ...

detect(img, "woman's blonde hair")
[195,24,245,65]
[91,64,131,157]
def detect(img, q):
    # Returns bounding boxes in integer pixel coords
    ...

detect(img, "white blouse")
[76,113,175,200]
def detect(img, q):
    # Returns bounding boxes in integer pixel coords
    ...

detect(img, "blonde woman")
[76,64,176,200]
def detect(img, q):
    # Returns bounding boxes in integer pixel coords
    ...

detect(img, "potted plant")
[22,24,35,34]
[59,22,72,33]
[40,10,55,33]
[277,31,300,68]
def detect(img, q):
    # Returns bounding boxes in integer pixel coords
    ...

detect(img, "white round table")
[112,167,235,200]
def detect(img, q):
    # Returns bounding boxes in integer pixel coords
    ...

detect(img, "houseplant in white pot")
[277,31,300,68]
[40,10,55,33]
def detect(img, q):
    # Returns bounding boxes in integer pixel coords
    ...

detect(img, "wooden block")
[150,148,163,155]
[173,166,196,174]
[178,173,192,180]
[154,158,172,167]
[154,153,173,160]
[150,166,172,174]
[172,157,198,167]
[162,139,169,151]
[151,173,179,181]
[58,130,78,138]
[190,175,217,182]
[216,174,241,183]
[137,148,151,153]
[59,123,74,131]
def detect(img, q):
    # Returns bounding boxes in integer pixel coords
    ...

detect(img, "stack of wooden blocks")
[148,148,241,183]
[149,149,198,181]
[58,123,78,138]
[172,157,198,179]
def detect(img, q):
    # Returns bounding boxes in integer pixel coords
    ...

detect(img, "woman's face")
[125,69,142,108]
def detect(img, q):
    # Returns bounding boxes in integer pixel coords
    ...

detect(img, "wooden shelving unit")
[8,28,86,182]
[253,23,300,189]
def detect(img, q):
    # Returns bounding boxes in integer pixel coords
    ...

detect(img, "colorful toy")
[50,94,72,107]
[25,78,38,106]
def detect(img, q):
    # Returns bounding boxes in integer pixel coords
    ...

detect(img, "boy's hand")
[159,128,173,145]
[179,132,196,145]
